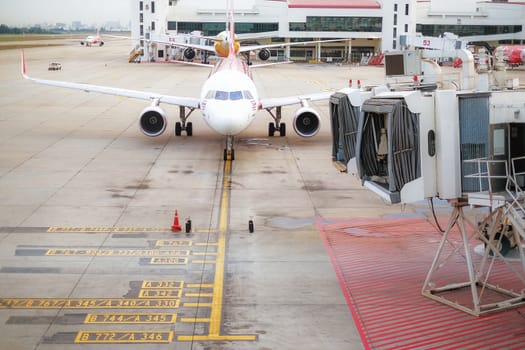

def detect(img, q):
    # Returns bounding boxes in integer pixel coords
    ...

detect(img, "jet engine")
[184,48,195,60]
[258,48,271,61]
[139,106,167,137]
[293,107,321,137]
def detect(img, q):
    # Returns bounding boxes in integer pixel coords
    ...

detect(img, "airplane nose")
[206,103,253,136]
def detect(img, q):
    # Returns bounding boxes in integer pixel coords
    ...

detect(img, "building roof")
[286,0,381,9]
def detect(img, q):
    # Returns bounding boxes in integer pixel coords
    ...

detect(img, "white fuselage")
[199,57,258,136]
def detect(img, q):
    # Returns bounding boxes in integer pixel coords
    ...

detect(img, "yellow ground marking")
[181,318,211,323]
[185,284,214,289]
[84,313,177,324]
[141,281,184,289]
[155,240,193,247]
[195,242,218,246]
[178,159,257,342]
[191,260,216,264]
[74,330,173,343]
[184,293,213,298]
[45,249,189,257]
[0,298,180,309]
[138,289,182,298]
[193,252,217,256]
[149,257,188,265]
[47,227,168,233]
[183,303,212,308]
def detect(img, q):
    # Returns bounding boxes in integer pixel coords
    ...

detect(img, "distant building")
[130,0,525,63]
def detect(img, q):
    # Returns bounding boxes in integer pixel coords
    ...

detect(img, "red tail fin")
[228,0,236,58]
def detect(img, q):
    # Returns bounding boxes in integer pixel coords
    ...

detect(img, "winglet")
[20,50,28,79]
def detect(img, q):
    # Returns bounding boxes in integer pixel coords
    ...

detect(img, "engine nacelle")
[139,106,167,137]
[258,48,271,61]
[184,48,195,60]
[293,107,321,137]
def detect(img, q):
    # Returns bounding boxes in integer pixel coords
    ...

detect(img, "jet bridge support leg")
[422,201,525,316]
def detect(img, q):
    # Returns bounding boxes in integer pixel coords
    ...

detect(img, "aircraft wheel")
[186,122,193,136]
[175,122,182,136]
[223,149,227,161]
[231,149,235,161]
[268,122,276,137]
[279,123,286,137]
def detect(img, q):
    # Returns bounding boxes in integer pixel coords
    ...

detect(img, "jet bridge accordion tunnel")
[330,89,525,204]
[330,90,436,204]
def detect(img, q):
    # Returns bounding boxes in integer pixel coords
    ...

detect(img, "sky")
[0,0,132,27]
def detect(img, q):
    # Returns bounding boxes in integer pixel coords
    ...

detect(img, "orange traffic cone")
[171,210,182,232]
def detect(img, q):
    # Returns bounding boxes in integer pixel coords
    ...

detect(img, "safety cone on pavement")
[171,210,182,232]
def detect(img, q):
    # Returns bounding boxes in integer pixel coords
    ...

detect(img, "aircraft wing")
[149,39,215,53]
[20,52,200,109]
[239,38,347,54]
[260,91,333,109]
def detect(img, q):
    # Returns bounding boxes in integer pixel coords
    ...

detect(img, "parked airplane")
[494,45,525,67]
[21,5,341,160]
[80,30,104,47]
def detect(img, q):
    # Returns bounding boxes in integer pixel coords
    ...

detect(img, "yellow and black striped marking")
[0,298,179,309]
[47,227,168,233]
[84,313,177,324]
[138,289,182,299]
[155,240,192,247]
[141,280,184,289]
[74,330,173,343]
[148,257,188,265]
[45,248,189,257]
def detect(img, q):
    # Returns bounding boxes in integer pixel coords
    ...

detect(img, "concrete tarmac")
[3,38,522,349]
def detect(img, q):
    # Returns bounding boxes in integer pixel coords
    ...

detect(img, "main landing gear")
[224,136,235,161]
[266,106,286,137]
[175,106,195,136]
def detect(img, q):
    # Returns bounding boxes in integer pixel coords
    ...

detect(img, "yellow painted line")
[0,298,180,309]
[180,318,211,323]
[141,281,184,289]
[138,289,182,299]
[45,249,189,257]
[185,284,214,289]
[192,252,217,256]
[149,257,188,265]
[178,335,257,341]
[184,293,213,298]
[75,330,173,343]
[191,260,216,264]
[48,227,168,233]
[195,242,218,246]
[84,313,177,324]
[183,303,212,308]
[155,240,193,247]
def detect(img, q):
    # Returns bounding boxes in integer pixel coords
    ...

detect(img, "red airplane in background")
[80,29,104,47]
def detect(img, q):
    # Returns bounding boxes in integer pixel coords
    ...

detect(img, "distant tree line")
[0,24,103,34]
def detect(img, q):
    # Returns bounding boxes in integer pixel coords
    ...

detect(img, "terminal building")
[130,0,525,63]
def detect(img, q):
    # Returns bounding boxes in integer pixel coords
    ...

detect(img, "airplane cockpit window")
[229,91,243,101]
[215,91,228,100]
[205,90,215,99]
[243,90,254,100]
